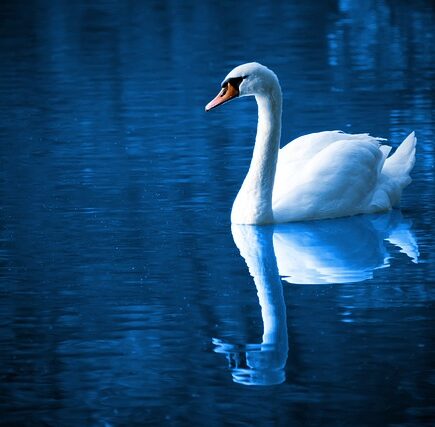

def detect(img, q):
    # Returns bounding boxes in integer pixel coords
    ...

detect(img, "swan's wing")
[273,132,387,222]
[276,131,386,172]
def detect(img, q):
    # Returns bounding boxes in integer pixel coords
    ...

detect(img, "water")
[1,0,434,425]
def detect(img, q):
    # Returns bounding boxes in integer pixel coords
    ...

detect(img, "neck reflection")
[214,225,288,386]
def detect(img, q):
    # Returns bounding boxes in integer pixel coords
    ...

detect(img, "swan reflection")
[213,211,418,386]
[274,210,418,284]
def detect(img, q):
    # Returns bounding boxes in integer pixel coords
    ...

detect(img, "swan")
[205,62,417,224]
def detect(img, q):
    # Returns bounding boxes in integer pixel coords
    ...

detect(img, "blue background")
[1,0,434,425]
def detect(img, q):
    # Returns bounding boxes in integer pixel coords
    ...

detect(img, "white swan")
[205,62,417,225]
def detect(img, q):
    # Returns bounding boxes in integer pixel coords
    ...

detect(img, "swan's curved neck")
[232,83,282,225]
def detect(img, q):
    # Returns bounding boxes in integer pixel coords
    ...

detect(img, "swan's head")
[205,62,279,112]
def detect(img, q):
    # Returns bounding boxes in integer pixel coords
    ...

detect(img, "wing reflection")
[274,211,418,284]
[213,211,418,386]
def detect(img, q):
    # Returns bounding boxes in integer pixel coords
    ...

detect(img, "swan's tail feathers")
[381,132,417,207]
[383,132,417,182]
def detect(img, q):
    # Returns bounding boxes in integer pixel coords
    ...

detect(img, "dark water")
[1,0,434,425]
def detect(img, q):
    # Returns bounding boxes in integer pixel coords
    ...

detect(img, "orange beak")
[205,80,240,112]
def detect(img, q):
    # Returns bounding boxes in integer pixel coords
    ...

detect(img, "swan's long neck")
[231,82,282,225]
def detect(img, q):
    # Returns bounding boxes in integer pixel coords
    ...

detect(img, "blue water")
[1,0,434,425]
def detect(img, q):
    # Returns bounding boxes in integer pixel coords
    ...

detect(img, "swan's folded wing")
[276,131,385,172]
[273,134,386,222]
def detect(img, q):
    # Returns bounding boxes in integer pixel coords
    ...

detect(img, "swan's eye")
[222,76,245,89]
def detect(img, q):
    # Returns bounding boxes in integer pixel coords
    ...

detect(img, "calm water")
[1,0,434,425]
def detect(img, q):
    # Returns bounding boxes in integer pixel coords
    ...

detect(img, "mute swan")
[205,62,417,225]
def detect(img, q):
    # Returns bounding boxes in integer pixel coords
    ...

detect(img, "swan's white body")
[270,130,416,223]
[206,62,417,225]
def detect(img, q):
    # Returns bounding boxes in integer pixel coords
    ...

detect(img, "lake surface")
[1,0,434,425]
